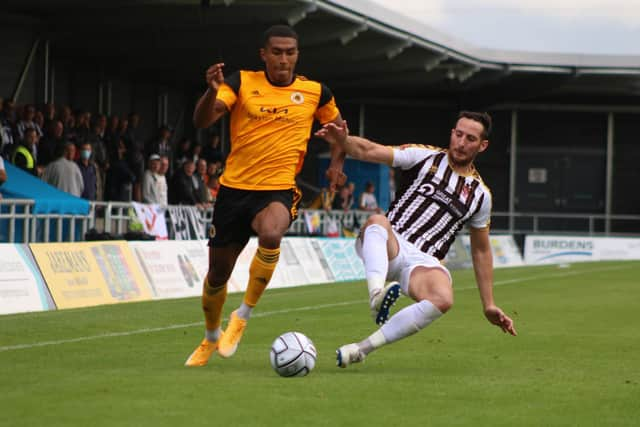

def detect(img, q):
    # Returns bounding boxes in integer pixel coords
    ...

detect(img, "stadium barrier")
[4,234,640,316]
[4,198,640,244]
[0,198,96,243]
[0,233,526,315]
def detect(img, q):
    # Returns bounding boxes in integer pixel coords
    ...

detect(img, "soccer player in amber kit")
[186,25,346,366]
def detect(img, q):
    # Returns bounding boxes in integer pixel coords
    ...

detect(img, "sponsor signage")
[524,235,640,264]
[29,241,153,309]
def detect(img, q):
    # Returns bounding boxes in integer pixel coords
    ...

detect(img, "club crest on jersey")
[290,92,304,104]
[208,225,216,239]
[461,183,472,198]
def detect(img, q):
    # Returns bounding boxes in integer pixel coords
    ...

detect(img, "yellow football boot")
[184,336,221,367]
[217,311,247,358]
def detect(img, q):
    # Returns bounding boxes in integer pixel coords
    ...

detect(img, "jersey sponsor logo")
[260,106,289,115]
[417,183,436,196]
[290,92,304,104]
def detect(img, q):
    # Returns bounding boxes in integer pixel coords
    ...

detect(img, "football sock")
[205,328,222,343]
[237,246,280,320]
[361,224,389,298]
[202,277,227,339]
[359,300,443,354]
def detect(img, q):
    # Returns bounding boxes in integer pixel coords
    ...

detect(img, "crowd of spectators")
[0,98,224,207]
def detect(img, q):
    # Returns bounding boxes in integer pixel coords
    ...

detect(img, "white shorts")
[356,229,452,296]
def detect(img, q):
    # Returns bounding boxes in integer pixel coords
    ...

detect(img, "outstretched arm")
[193,63,229,128]
[314,121,393,165]
[324,116,348,192]
[469,226,517,336]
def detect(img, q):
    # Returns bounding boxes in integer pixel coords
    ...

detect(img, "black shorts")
[208,184,301,247]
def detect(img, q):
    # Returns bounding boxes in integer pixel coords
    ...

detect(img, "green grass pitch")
[1,260,639,427]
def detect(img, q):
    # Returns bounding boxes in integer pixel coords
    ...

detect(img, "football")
[269,331,317,377]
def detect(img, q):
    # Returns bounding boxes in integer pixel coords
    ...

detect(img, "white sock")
[358,330,387,355]
[359,300,443,354]
[236,302,252,320]
[361,224,389,298]
[205,328,222,342]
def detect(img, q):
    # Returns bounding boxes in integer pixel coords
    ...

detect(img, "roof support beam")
[385,38,412,60]
[423,54,448,72]
[339,22,368,45]
[287,3,318,26]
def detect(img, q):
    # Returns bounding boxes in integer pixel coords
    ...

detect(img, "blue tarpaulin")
[0,161,89,215]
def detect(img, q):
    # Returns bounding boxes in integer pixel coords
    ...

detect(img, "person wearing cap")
[142,153,167,205]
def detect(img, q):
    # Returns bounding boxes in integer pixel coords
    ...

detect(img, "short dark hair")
[261,25,298,47]
[458,111,492,139]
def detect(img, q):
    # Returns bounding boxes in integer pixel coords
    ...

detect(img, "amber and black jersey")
[215,70,340,190]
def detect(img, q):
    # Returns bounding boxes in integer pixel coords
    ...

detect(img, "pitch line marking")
[0,264,632,353]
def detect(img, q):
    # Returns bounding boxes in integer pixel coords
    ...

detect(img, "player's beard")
[448,150,474,170]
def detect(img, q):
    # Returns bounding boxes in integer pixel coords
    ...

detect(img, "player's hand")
[484,305,517,336]
[314,121,349,145]
[325,168,347,192]
[206,63,225,91]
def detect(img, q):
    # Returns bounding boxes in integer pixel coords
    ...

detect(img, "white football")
[270,331,317,377]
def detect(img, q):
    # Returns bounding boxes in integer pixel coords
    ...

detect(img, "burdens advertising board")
[524,235,640,264]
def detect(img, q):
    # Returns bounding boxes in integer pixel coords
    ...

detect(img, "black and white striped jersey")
[388,144,492,260]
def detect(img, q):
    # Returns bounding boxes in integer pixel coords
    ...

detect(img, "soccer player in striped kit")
[314,111,517,368]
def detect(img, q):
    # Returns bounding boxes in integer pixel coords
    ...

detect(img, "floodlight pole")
[508,110,518,235]
[605,112,614,235]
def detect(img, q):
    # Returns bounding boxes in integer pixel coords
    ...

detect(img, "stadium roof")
[3,0,640,108]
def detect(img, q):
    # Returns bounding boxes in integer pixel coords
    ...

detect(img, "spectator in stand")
[173,137,192,171]
[42,103,56,132]
[345,182,356,210]
[190,142,203,165]
[332,185,352,211]
[16,104,43,141]
[105,138,136,202]
[11,127,39,176]
[0,155,6,200]
[124,112,145,202]
[71,109,91,146]
[169,158,207,206]
[146,125,173,161]
[359,181,382,213]
[34,110,45,133]
[206,173,220,202]
[142,153,168,205]
[59,105,74,139]
[0,99,16,156]
[209,160,223,176]
[104,115,121,152]
[77,142,97,201]
[201,130,224,164]
[159,154,170,179]
[196,158,209,186]
[87,114,108,201]
[38,119,65,168]
[158,154,170,203]
[42,141,83,197]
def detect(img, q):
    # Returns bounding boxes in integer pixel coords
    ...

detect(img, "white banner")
[131,202,168,239]
[0,244,51,314]
[167,206,207,240]
[524,235,640,264]
[129,240,208,299]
